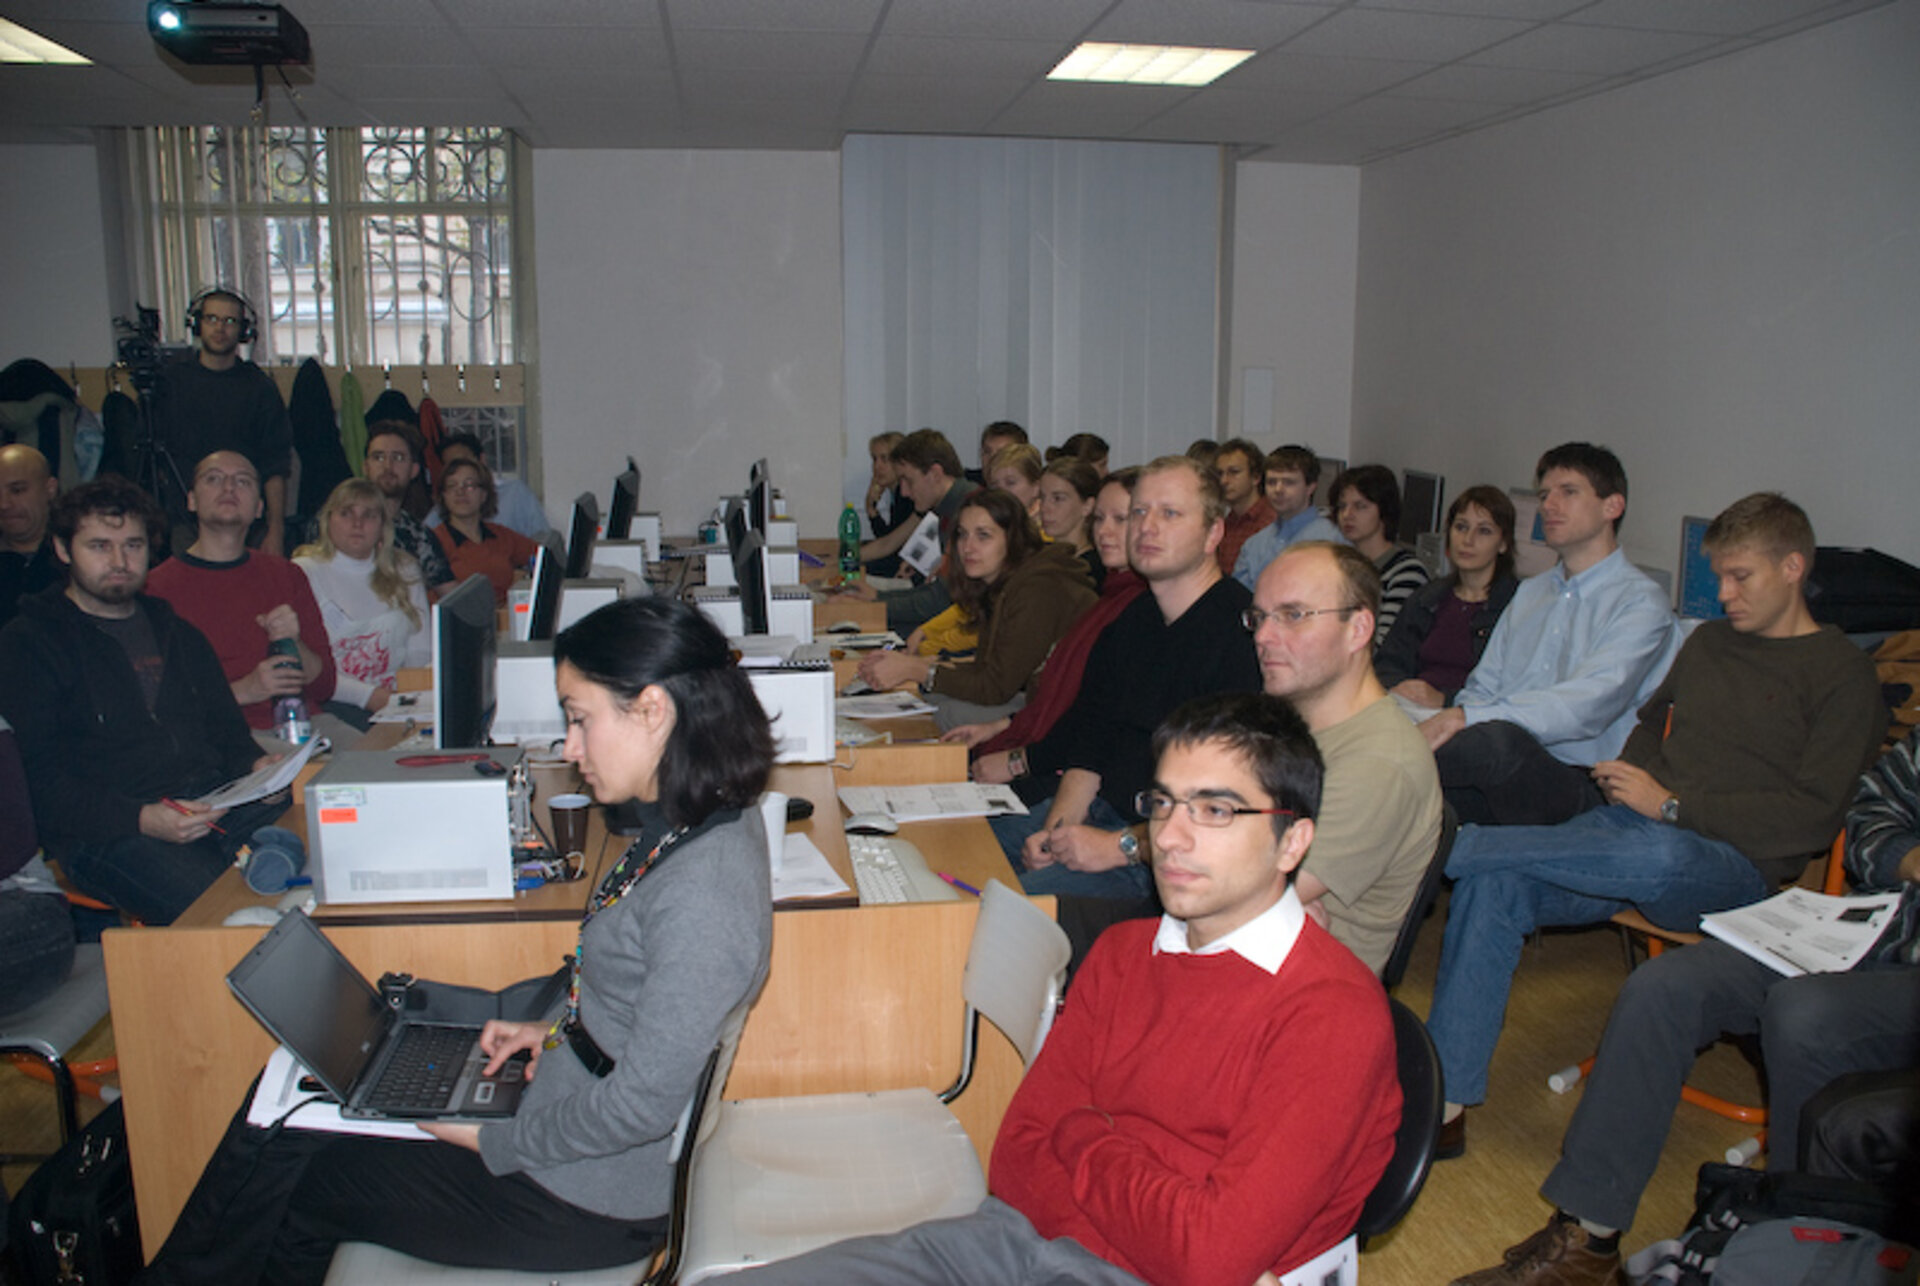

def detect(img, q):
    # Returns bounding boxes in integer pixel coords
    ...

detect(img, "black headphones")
[186,287,258,345]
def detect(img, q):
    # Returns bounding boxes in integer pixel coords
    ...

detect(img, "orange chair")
[1548,833,1849,1158]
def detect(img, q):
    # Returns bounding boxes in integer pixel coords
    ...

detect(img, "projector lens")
[151,5,181,31]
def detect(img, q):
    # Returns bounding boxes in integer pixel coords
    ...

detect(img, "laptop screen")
[227,912,395,1100]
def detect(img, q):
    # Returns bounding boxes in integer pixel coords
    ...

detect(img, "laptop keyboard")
[364,1024,478,1112]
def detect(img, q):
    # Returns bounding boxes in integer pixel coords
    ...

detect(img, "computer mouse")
[826,620,863,633]
[223,905,283,928]
[844,812,899,836]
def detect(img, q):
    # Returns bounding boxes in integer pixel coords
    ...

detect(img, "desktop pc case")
[307,747,524,904]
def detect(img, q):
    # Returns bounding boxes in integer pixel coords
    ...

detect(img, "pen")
[936,871,981,897]
[163,797,226,835]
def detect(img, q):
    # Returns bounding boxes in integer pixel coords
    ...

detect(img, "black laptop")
[226,911,527,1121]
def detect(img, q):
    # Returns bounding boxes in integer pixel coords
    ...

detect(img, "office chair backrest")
[643,993,757,1286]
[1354,997,1443,1243]
[1379,803,1458,993]
[963,880,1071,1065]
[937,881,1070,1106]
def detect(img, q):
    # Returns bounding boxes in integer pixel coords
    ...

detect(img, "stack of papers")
[836,783,1027,824]
[1700,887,1901,976]
[838,691,935,719]
[192,735,327,810]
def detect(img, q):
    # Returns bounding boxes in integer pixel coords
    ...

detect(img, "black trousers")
[1436,719,1604,827]
[142,1101,666,1286]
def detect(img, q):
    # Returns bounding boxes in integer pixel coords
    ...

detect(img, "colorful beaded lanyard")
[543,822,692,1052]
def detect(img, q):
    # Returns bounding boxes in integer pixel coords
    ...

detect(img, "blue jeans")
[1428,805,1768,1105]
[989,795,1154,901]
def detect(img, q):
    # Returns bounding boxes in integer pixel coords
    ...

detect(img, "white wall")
[0,144,113,368]
[1228,163,1361,462]
[531,149,846,535]
[1351,0,1920,575]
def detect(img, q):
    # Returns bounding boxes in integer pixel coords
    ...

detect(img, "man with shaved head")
[147,450,334,735]
[0,443,60,628]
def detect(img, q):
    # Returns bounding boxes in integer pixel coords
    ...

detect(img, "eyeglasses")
[1240,605,1358,633]
[1135,790,1295,828]
[364,450,412,466]
[444,481,488,495]
[197,470,258,492]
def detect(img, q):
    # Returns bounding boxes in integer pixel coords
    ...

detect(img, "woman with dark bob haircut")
[146,597,776,1284]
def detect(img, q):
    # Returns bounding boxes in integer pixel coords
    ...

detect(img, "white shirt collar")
[1152,884,1306,976]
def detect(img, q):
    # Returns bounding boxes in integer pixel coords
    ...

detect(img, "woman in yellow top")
[859,489,1096,728]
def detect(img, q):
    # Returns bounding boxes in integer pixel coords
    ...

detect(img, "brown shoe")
[1435,1111,1465,1160]
[1448,1214,1626,1285]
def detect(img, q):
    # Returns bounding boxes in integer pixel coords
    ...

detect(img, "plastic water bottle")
[838,503,863,578]
[272,695,311,746]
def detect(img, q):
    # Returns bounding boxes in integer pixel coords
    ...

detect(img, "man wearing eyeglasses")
[1247,541,1443,975]
[983,455,1260,901]
[742,693,1400,1286]
[154,289,294,557]
[147,451,335,740]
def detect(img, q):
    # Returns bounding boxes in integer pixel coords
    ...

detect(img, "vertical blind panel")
[844,134,1220,487]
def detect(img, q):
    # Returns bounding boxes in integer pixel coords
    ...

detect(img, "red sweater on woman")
[989,914,1399,1286]
[976,569,1144,758]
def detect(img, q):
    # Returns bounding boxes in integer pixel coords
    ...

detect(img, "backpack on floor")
[1627,1162,1918,1286]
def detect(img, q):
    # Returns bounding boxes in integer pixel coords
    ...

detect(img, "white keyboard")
[844,834,961,905]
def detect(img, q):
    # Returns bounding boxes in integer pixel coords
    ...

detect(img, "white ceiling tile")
[1086,1,1336,49]
[1569,0,1847,36]
[1228,52,1434,95]
[1466,22,1722,72]
[1281,7,1535,60]
[880,0,1113,41]
[1389,60,1601,101]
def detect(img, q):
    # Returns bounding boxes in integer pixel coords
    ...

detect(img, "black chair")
[1355,997,1444,1246]
[1379,802,1458,993]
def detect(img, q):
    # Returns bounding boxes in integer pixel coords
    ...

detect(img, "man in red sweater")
[744,692,1401,1286]
[147,450,334,734]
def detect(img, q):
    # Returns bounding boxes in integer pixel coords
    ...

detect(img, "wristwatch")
[1659,795,1680,825]
[1117,831,1141,864]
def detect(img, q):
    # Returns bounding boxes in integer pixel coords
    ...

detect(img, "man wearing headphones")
[155,289,294,556]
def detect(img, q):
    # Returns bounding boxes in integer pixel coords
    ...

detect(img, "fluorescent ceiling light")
[1049,42,1252,87]
[0,18,92,65]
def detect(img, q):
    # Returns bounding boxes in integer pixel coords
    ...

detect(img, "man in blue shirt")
[1419,443,1677,827]
[1231,445,1344,591]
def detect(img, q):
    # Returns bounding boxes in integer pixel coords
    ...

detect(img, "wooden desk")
[106,755,1026,1258]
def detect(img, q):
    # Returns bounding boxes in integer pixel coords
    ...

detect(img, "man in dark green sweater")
[1427,492,1885,1162]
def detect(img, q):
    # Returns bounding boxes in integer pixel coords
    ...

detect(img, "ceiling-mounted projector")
[148,2,310,66]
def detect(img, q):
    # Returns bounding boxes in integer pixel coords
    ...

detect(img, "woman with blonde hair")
[986,443,1045,523]
[295,477,431,720]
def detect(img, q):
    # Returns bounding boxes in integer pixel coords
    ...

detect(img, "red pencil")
[162,797,225,836]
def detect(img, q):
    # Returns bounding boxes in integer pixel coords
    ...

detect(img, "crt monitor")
[525,542,564,642]
[433,574,498,749]
[747,475,772,536]
[733,530,772,636]
[1398,470,1446,546]
[564,491,600,579]
[606,460,640,541]
[723,496,748,552]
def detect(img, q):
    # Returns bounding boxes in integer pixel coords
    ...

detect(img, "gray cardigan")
[478,804,772,1220]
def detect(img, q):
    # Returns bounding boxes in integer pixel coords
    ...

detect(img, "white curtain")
[842,134,1223,491]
